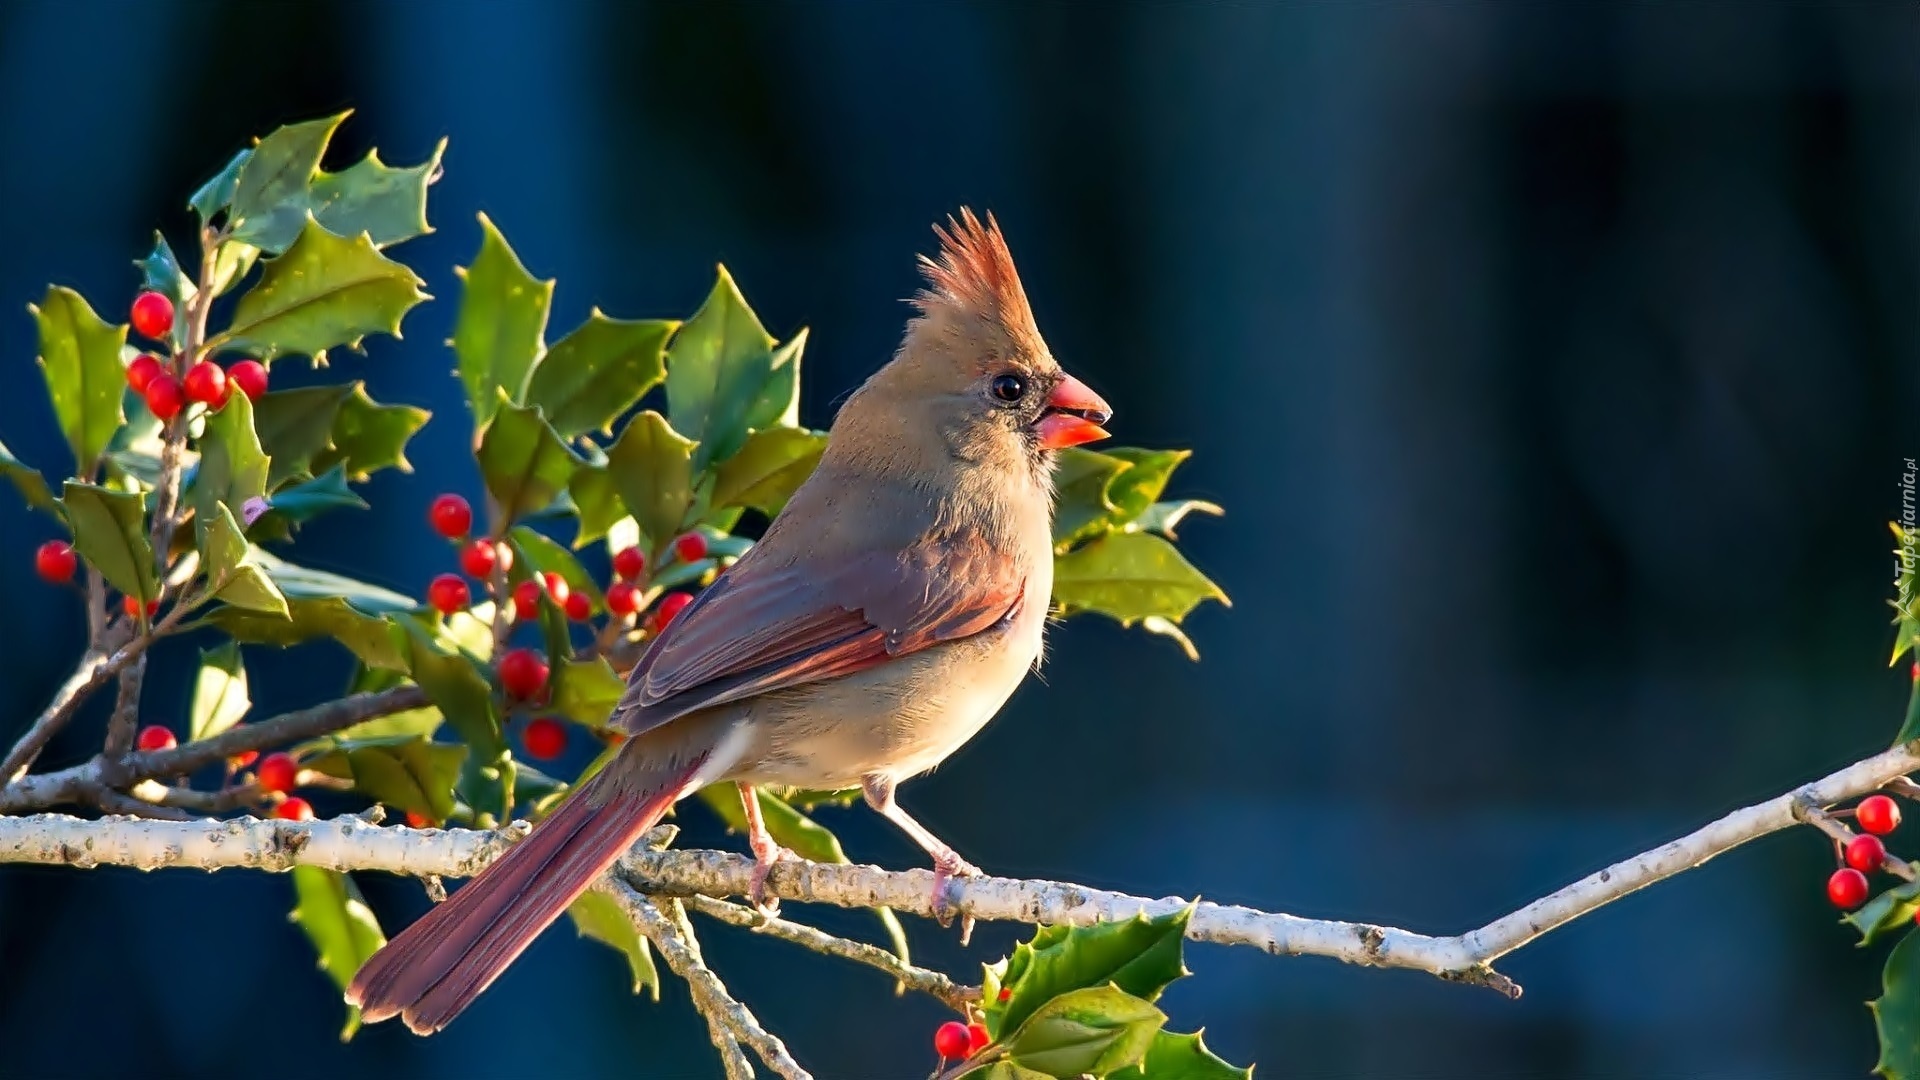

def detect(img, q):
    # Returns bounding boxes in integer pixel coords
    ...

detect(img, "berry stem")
[1791,797,1919,883]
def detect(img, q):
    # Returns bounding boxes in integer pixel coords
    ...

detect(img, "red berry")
[227,359,268,401]
[405,809,432,828]
[34,540,76,583]
[933,1021,971,1060]
[652,591,693,630]
[429,493,472,538]
[541,571,570,607]
[460,539,500,578]
[523,717,566,760]
[122,595,158,618]
[125,353,164,393]
[997,987,1011,1003]
[564,591,592,621]
[135,725,176,752]
[1859,795,1902,836]
[1828,867,1871,909]
[276,796,315,822]
[144,374,185,421]
[606,582,641,618]
[613,546,646,581]
[256,752,298,794]
[130,291,174,340]
[674,532,709,563]
[512,579,543,620]
[230,749,259,769]
[1847,833,1888,873]
[967,1022,990,1054]
[498,648,549,699]
[427,573,471,615]
[182,360,228,406]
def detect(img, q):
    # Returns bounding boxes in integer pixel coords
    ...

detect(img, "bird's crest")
[914,209,1040,343]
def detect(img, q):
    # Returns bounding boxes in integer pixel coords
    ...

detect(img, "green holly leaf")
[188,642,251,742]
[1874,928,1920,1079]
[134,232,195,353]
[1851,880,1920,946]
[1001,985,1165,1078]
[1109,1030,1252,1080]
[33,286,128,474]
[254,385,354,486]
[568,891,661,999]
[524,311,674,439]
[0,438,55,513]
[454,214,553,429]
[255,466,369,535]
[745,328,806,431]
[510,526,603,607]
[603,410,695,560]
[567,461,625,549]
[549,657,626,728]
[1052,532,1228,649]
[189,147,251,225]
[61,481,154,601]
[227,112,348,253]
[211,215,429,365]
[1129,499,1223,541]
[400,621,503,760]
[190,392,269,526]
[310,384,429,481]
[211,597,406,672]
[987,907,1192,1042]
[199,502,289,617]
[711,427,826,517]
[288,866,386,1041]
[305,734,467,820]
[1896,677,1920,747]
[209,241,261,299]
[255,551,413,613]
[697,785,912,965]
[1103,448,1190,523]
[1052,448,1130,548]
[307,138,447,249]
[665,266,776,473]
[477,398,583,524]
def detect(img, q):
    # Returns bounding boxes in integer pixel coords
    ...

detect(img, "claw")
[929,852,982,944]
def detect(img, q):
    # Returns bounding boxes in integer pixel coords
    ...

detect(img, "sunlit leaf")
[524,311,673,438]
[711,427,826,517]
[477,398,582,524]
[212,215,429,364]
[454,214,553,428]
[604,410,695,560]
[1108,1029,1251,1080]
[188,642,250,742]
[665,267,776,472]
[1001,985,1164,1078]
[61,481,154,601]
[1873,928,1920,1079]
[0,438,55,514]
[568,891,660,999]
[33,286,127,473]
[288,866,385,1040]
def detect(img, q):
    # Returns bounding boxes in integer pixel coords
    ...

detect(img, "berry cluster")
[932,1019,991,1063]
[125,291,267,421]
[1825,793,1907,912]
[417,491,720,762]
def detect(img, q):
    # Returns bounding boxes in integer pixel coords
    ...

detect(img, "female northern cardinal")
[347,209,1113,1034]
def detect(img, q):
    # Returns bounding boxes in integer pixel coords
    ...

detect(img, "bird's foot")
[929,851,983,944]
[747,841,798,917]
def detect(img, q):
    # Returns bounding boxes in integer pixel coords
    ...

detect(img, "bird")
[346,208,1114,1035]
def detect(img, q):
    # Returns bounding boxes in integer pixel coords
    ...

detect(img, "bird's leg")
[862,775,980,942]
[737,782,794,916]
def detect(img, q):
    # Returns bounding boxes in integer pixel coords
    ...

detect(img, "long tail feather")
[345,753,699,1034]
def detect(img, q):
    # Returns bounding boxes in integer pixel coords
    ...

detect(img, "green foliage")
[1851,881,1920,945]
[288,866,386,1040]
[1875,929,1920,1079]
[33,286,127,473]
[1109,1030,1252,1080]
[3,113,1237,1073]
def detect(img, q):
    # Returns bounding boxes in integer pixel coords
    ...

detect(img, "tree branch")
[1,739,1915,1000]
[0,686,429,814]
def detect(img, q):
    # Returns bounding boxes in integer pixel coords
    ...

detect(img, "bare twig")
[4,738,1919,1000]
[684,894,974,1010]
[604,879,807,1080]
[1882,775,1920,801]
[0,685,428,813]
[1,652,114,783]
[99,655,147,765]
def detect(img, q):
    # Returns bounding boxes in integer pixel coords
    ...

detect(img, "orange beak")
[1035,372,1113,449]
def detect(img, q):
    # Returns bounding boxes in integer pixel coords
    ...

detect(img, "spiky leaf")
[213,215,428,364]
[33,287,127,473]
[1052,532,1228,646]
[400,621,503,759]
[188,642,250,742]
[190,392,269,526]
[0,438,54,513]
[307,139,446,249]
[454,214,553,428]
[200,502,289,617]
[288,866,385,1040]
[310,384,428,480]
[305,734,466,820]
[189,148,251,224]
[1002,985,1165,1078]
[604,410,695,560]
[987,907,1192,1041]
[61,482,153,601]
[524,312,673,438]
[1874,928,1920,1079]
[227,112,348,253]
[711,427,826,517]
[477,398,583,524]
[1109,1030,1252,1080]
[510,526,603,607]
[665,267,776,472]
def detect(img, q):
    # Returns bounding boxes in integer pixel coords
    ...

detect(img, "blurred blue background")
[1,1,1917,1076]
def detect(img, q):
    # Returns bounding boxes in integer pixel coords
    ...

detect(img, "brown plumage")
[345,209,1113,1034]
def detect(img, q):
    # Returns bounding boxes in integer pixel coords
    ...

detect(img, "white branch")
[2,739,1915,999]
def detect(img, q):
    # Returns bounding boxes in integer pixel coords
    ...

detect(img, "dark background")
[1,1,1917,1076]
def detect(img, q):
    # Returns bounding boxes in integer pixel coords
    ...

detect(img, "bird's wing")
[610,530,1026,736]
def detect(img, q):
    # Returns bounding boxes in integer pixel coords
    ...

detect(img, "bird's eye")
[990,372,1026,403]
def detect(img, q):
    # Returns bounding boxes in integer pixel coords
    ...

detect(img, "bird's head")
[837,210,1112,481]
